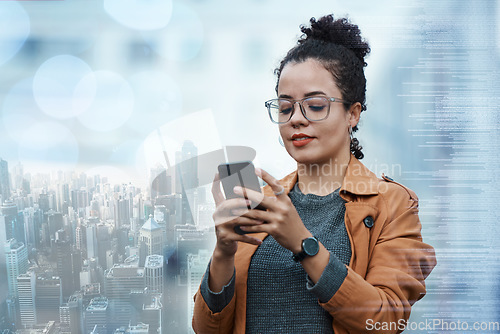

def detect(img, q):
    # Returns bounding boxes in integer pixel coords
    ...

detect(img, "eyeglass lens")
[271,97,329,123]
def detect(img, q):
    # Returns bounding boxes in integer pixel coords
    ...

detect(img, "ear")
[348,102,362,128]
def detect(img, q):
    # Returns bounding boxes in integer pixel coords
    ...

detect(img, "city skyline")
[0,139,216,333]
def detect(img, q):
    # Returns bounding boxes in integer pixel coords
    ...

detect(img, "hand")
[233,168,312,254]
[211,173,264,259]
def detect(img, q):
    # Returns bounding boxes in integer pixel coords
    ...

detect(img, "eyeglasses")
[264,96,350,124]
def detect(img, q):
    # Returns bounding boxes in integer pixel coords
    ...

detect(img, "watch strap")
[292,251,307,262]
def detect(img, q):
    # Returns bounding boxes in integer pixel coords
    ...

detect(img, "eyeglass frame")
[264,96,352,124]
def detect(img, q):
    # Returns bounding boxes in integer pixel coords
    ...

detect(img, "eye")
[278,101,293,114]
[279,107,293,114]
[308,104,326,112]
[304,97,328,112]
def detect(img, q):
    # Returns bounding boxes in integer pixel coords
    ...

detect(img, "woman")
[193,14,436,333]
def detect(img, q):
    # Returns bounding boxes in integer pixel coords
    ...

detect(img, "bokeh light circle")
[0,2,30,66]
[104,0,172,31]
[2,78,40,141]
[33,55,94,119]
[127,71,182,132]
[76,71,134,132]
[18,122,79,167]
[144,2,203,61]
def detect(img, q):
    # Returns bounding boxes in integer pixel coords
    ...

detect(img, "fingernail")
[233,186,241,194]
[255,168,262,177]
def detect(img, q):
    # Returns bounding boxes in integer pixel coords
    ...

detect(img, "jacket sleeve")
[321,185,436,334]
[192,276,236,334]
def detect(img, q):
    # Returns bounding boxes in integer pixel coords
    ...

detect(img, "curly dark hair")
[275,14,370,159]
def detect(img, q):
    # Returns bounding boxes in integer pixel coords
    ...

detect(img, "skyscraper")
[84,296,108,334]
[115,197,130,229]
[104,256,145,331]
[145,255,163,294]
[67,292,84,334]
[0,158,10,203]
[139,215,163,259]
[35,274,62,324]
[17,271,36,327]
[5,239,29,298]
[150,166,171,200]
[1,200,20,243]
[55,236,74,298]
[175,141,199,225]
[86,222,98,259]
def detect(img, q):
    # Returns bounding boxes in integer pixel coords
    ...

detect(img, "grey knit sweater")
[200,184,351,333]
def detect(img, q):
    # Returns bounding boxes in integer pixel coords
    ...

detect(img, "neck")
[296,152,351,196]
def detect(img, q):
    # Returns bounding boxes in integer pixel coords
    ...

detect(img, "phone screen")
[218,161,264,210]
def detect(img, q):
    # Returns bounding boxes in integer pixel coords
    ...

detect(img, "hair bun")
[300,15,370,66]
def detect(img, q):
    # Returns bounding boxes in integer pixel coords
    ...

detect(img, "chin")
[290,152,324,165]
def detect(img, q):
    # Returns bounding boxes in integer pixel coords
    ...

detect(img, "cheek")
[278,125,287,137]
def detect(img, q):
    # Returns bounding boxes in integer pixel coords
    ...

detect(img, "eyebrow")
[278,91,327,99]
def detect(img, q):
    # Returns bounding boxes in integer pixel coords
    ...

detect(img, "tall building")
[46,210,63,241]
[84,296,108,334]
[59,303,70,328]
[22,205,43,249]
[145,255,163,294]
[104,256,145,331]
[17,271,37,327]
[86,222,98,259]
[115,197,130,229]
[96,223,111,270]
[5,239,29,297]
[68,292,84,334]
[175,226,211,284]
[54,236,74,298]
[175,141,199,225]
[56,183,70,214]
[139,216,163,259]
[35,274,62,324]
[150,166,171,200]
[141,295,161,334]
[0,158,10,203]
[1,200,21,243]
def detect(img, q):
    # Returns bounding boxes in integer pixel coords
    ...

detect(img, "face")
[277,58,359,166]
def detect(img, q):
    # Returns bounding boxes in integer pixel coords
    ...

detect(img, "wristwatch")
[292,237,320,262]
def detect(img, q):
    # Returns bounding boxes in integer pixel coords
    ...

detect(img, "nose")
[289,101,309,127]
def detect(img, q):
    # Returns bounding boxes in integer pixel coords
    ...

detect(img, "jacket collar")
[266,154,379,198]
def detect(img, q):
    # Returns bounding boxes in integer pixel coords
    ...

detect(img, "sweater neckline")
[289,182,341,202]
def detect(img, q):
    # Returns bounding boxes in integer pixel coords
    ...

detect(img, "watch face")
[303,237,319,256]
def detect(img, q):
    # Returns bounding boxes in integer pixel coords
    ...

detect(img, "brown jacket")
[193,155,436,333]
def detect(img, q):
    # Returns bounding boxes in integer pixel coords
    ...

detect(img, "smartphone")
[218,161,265,234]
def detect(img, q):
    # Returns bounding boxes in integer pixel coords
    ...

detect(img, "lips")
[292,133,313,140]
[291,133,315,147]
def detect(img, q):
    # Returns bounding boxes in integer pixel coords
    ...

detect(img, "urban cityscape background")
[0,0,499,333]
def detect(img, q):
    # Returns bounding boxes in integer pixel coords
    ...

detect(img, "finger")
[256,168,285,197]
[232,207,268,222]
[216,225,262,245]
[211,173,225,206]
[233,186,265,209]
[228,215,265,226]
[235,233,263,245]
[214,213,265,229]
[237,223,270,234]
[218,197,252,213]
